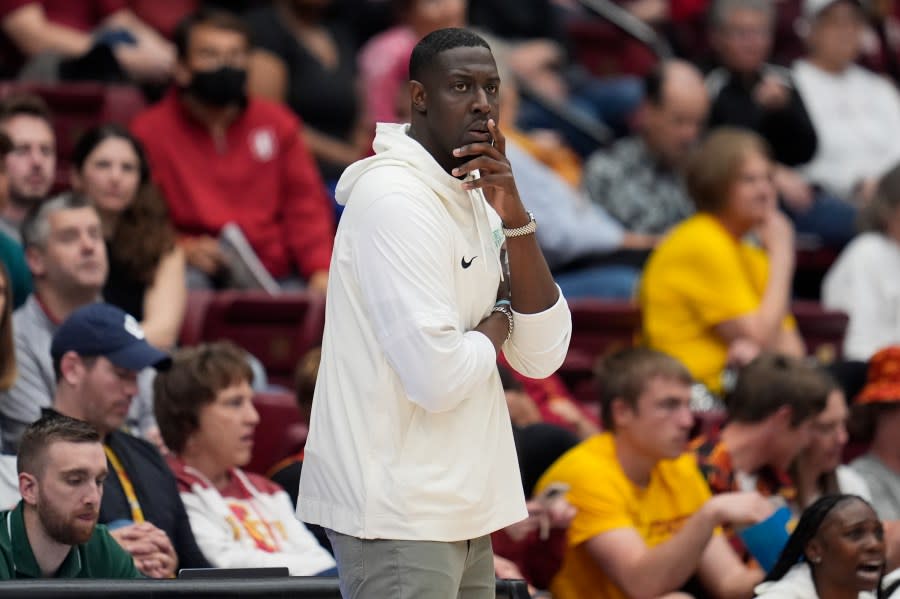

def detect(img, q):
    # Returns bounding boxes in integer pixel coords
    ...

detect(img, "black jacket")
[706,64,818,167]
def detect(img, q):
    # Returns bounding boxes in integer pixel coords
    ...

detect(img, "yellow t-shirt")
[535,433,714,599]
[638,213,795,392]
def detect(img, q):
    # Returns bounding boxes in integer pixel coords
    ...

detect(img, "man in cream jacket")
[297,27,572,599]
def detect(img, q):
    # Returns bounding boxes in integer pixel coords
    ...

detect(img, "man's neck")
[34,287,100,324]
[22,505,71,577]
[181,93,242,136]
[719,423,771,475]
[407,123,455,175]
[614,434,658,487]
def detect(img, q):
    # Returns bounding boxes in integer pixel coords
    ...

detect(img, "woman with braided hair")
[755,494,885,598]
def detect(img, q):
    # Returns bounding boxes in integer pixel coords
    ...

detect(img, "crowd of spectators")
[0,0,899,597]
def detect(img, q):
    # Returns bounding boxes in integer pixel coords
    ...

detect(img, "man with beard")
[46,302,209,578]
[0,414,140,579]
[0,94,55,242]
[131,8,333,292]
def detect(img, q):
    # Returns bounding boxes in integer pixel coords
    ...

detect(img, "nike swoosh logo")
[461,256,477,269]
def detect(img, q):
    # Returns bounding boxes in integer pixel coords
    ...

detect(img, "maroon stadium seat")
[247,392,308,475]
[177,290,326,387]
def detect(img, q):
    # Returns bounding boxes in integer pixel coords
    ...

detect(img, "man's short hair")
[17,414,100,478]
[21,191,93,250]
[153,342,254,454]
[686,127,771,213]
[172,8,252,60]
[726,354,831,426]
[709,0,775,30]
[597,348,694,429]
[0,93,52,129]
[409,28,491,82]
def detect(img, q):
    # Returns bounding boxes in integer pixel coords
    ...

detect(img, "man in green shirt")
[0,414,140,579]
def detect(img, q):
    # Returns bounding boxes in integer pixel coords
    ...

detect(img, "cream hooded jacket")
[754,563,877,599]
[297,123,572,541]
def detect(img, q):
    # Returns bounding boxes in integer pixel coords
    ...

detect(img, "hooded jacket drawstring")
[464,169,501,280]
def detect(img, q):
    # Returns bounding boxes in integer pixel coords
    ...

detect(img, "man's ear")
[19,472,38,507]
[774,404,795,430]
[410,80,427,115]
[60,351,86,386]
[173,60,191,87]
[610,397,634,429]
[24,245,45,278]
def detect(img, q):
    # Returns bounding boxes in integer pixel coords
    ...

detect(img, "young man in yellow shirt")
[536,348,770,599]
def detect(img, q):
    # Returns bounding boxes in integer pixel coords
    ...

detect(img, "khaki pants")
[325,529,495,599]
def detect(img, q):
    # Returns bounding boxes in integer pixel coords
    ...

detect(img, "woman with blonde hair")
[640,127,804,394]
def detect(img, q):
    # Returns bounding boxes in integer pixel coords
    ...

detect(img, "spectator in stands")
[358,0,467,126]
[0,261,14,394]
[497,60,656,299]
[793,380,872,509]
[535,348,770,599]
[0,194,107,449]
[0,262,20,509]
[755,494,885,599]
[48,302,212,578]
[247,0,370,185]
[582,61,704,236]
[0,415,141,579]
[0,129,33,309]
[850,346,900,521]
[692,353,831,555]
[640,128,804,394]
[131,8,334,292]
[793,0,900,202]
[467,0,643,157]
[823,163,900,361]
[0,1,175,83]
[0,94,55,241]
[706,0,855,248]
[0,194,157,452]
[71,124,186,349]
[154,342,337,575]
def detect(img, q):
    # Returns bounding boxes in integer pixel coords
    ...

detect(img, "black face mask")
[187,66,247,107]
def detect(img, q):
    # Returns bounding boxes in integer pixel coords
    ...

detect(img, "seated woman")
[639,127,804,395]
[755,494,885,599]
[823,162,900,361]
[70,124,186,349]
[152,341,336,575]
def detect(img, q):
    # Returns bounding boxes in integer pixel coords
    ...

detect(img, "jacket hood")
[336,122,464,208]
[336,122,503,278]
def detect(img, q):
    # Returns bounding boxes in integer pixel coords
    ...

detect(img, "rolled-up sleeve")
[354,192,499,413]
[504,287,572,379]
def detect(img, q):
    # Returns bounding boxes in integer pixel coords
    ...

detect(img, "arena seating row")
[193,292,848,474]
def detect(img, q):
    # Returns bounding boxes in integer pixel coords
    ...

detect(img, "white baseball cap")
[802,0,862,21]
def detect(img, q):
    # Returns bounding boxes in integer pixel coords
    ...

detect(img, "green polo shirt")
[0,501,141,579]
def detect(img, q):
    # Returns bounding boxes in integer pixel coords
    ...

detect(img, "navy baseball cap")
[51,303,171,371]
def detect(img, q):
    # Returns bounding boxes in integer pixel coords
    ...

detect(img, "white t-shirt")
[822,232,900,360]
[794,60,900,199]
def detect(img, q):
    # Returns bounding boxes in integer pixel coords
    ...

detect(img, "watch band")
[502,211,537,238]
